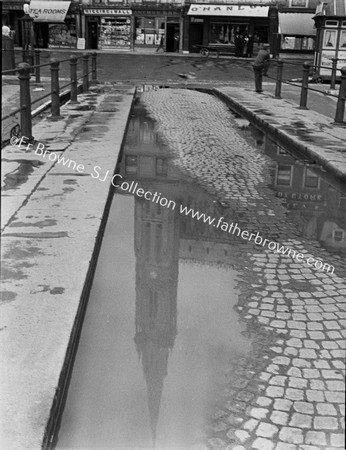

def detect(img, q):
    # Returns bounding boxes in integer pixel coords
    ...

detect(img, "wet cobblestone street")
[140,89,346,450]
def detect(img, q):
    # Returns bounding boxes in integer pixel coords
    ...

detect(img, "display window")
[48,21,77,48]
[99,16,131,49]
[209,20,251,45]
[281,36,315,50]
[340,30,346,49]
[323,29,337,49]
[134,17,165,46]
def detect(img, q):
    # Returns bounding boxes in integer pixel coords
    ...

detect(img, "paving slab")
[213,86,346,183]
[0,84,135,449]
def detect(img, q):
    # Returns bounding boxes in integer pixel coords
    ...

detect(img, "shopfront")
[27,1,76,49]
[132,6,182,52]
[278,13,316,53]
[83,7,132,51]
[2,1,25,47]
[185,2,277,55]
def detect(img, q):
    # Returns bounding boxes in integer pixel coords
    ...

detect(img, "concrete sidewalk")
[1,84,135,449]
[213,86,346,183]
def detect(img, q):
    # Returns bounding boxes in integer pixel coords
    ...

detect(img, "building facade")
[2,0,326,55]
[313,0,346,77]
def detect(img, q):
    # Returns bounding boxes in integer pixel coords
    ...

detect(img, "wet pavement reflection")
[57,100,253,450]
[57,94,345,450]
[233,116,346,257]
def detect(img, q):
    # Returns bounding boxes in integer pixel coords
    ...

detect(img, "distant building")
[2,0,329,55]
[277,0,319,56]
[313,0,346,78]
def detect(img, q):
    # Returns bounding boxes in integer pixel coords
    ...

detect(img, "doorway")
[189,23,203,53]
[87,21,98,50]
[166,23,180,52]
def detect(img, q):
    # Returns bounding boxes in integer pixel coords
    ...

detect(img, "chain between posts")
[3,52,98,138]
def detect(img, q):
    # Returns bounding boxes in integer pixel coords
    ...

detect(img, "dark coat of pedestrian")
[234,34,244,57]
[252,43,270,93]
[246,34,254,58]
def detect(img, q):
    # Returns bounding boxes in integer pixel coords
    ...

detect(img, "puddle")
[57,99,253,450]
[2,159,43,191]
[57,90,346,449]
[231,116,346,257]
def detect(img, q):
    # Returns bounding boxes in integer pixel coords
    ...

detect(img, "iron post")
[275,59,283,99]
[334,67,346,124]
[330,57,338,90]
[70,55,79,104]
[299,61,310,109]
[17,62,34,141]
[91,52,98,84]
[82,53,89,91]
[50,58,61,118]
[35,49,41,83]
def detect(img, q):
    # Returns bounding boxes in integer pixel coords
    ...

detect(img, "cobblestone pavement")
[141,89,345,450]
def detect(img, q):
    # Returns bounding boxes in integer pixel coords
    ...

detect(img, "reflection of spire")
[134,335,170,448]
[134,196,179,447]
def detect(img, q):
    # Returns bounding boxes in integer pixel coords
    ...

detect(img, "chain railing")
[260,58,346,124]
[2,51,98,143]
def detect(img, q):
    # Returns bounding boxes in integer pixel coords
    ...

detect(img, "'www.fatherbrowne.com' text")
[12,136,335,274]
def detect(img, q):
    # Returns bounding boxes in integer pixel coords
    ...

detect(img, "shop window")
[303,168,319,189]
[278,145,289,156]
[340,30,346,49]
[209,21,248,45]
[325,21,338,27]
[282,36,315,50]
[99,16,131,49]
[333,230,345,242]
[323,29,337,49]
[125,155,138,174]
[156,158,168,176]
[48,22,77,49]
[289,0,308,6]
[135,16,165,46]
[276,164,293,186]
[339,196,346,210]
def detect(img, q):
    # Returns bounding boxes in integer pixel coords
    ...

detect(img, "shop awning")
[187,4,269,17]
[278,13,316,36]
[29,1,71,22]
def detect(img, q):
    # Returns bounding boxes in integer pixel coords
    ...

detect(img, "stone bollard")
[17,62,34,141]
[35,49,41,83]
[91,52,98,84]
[334,67,346,124]
[50,58,61,118]
[82,53,89,92]
[70,55,79,104]
[330,57,338,91]
[299,62,310,109]
[275,59,283,99]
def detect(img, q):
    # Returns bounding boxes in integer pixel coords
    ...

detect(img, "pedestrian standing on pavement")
[252,43,270,93]
[156,34,165,53]
[246,34,254,58]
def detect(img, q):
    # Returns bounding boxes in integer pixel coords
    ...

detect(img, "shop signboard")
[187,4,269,17]
[84,9,132,16]
[29,1,71,23]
